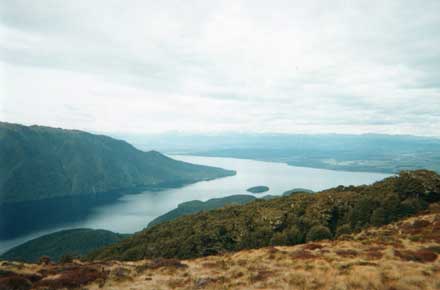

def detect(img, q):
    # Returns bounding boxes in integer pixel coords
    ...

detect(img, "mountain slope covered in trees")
[148,195,257,228]
[0,123,235,204]
[0,229,129,262]
[88,170,440,261]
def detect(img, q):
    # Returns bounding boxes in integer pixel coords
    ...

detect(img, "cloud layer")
[1,0,439,135]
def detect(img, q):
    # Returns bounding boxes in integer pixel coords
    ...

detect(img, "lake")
[0,155,391,254]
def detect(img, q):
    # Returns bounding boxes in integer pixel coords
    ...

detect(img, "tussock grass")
[1,205,439,290]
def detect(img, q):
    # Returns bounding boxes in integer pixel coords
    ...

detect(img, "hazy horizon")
[1,1,440,136]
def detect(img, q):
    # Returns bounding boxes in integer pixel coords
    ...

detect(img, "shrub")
[370,208,386,226]
[250,270,272,283]
[0,275,32,290]
[396,172,425,199]
[33,266,106,289]
[285,226,303,244]
[365,250,383,260]
[59,254,74,264]
[135,258,187,272]
[39,256,51,265]
[302,243,323,250]
[270,232,289,246]
[271,226,303,246]
[306,225,332,242]
[335,249,358,257]
[240,226,273,249]
[350,197,376,229]
[149,258,187,269]
[394,249,438,263]
[335,224,352,236]
[291,250,316,259]
[425,246,440,254]
[398,198,425,217]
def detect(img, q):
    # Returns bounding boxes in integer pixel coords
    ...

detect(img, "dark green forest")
[1,229,130,262]
[148,194,257,227]
[88,170,440,261]
[0,122,234,204]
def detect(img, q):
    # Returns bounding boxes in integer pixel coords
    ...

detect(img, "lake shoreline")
[171,153,397,174]
[1,155,390,254]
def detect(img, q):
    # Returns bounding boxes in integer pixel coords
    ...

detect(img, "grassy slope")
[0,122,235,204]
[88,170,440,261]
[1,204,439,290]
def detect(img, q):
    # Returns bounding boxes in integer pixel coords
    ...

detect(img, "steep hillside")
[0,122,235,204]
[1,204,438,290]
[0,229,130,263]
[148,195,257,228]
[88,170,440,261]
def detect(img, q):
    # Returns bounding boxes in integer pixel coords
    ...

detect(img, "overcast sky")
[0,0,439,136]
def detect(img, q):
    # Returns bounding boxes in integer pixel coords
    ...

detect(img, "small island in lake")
[246,185,269,194]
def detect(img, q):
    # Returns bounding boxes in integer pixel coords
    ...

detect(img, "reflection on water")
[0,191,123,240]
[0,155,391,253]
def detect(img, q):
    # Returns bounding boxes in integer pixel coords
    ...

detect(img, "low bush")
[33,266,106,289]
[39,256,51,265]
[59,254,74,264]
[306,225,332,242]
[394,249,438,263]
[0,276,32,290]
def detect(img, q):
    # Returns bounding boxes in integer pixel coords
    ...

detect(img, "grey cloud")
[0,0,439,136]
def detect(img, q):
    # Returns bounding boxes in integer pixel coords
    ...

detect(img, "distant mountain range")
[0,122,235,204]
[115,133,440,173]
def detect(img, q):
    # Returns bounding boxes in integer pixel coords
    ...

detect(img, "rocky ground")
[1,204,439,290]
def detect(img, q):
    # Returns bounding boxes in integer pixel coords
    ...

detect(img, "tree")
[59,254,74,264]
[285,226,304,245]
[370,208,386,226]
[335,224,351,236]
[396,172,424,199]
[397,198,425,217]
[306,225,332,242]
[270,232,289,246]
[39,256,51,265]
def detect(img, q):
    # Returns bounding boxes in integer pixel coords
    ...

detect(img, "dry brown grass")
[33,265,107,289]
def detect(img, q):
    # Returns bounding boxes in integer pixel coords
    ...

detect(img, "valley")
[2,2,439,289]
[0,155,389,254]
[121,133,440,174]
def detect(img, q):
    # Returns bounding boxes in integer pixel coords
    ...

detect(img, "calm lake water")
[0,155,391,254]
